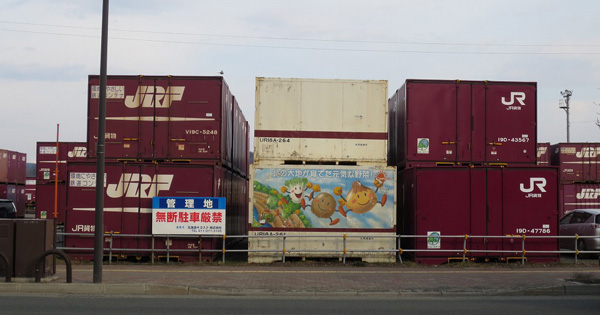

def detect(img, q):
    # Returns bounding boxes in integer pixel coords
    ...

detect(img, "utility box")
[0,219,15,277]
[14,220,55,277]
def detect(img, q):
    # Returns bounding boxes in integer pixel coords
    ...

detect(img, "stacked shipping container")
[389,79,559,264]
[35,75,249,262]
[551,143,600,217]
[0,149,27,217]
[250,78,397,263]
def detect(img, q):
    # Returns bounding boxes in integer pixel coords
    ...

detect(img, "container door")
[485,83,536,164]
[88,76,152,159]
[406,82,459,164]
[501,168,558,261]
[414,168,471,261]
[166,78,225,161]
[469,168,506,259]
[153,78,185,160]
[470,83,487,163]
[456,82,473,163]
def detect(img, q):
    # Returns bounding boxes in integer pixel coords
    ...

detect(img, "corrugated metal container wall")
[537,143,550,166]
[390,80,537,167]
[15,185,26,218]
[0,149,8,183]
[400,166,558,265]
[550,143,600,183]
[16,152,27,184]
[36,142,88,183]
[35,182,67,223]
[558,183,600,217]
[25,178,36,205]
[232,96,249,177]
[63,162,247,261]
[1,151,24,184]
[254,78,389,165]
[87,75,234,164]
[6,152,18,183]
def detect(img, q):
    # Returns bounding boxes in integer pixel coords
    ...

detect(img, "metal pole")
[54,124,59,219]
[560,90,572,143]
[93,0,109,283]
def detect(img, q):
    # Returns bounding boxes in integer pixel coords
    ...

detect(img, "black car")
[0,199,17,218]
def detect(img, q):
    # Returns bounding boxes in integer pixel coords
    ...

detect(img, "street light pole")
[560,89,572,143]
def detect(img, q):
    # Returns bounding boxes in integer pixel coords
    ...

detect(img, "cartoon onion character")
[335,179,387,216]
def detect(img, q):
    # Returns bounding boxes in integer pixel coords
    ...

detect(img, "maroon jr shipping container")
[87,75,242,166]
[551,143,600,183]
[389,80,537,167]
[63,162,248,261]
[400,166,558,265]
[0,150,26,184]
[36,142,88,184]
[558,183,600,217]
[537,143,550,166]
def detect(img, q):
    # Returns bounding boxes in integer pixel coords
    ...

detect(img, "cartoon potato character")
[301,192,341,226]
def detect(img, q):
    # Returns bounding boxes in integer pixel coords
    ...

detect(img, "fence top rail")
[57,232,599,241]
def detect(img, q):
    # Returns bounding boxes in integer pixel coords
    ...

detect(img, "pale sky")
[1,0,599,162]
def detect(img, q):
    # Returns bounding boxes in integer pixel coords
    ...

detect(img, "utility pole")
[94,0,109,283]
[560,89,572,143]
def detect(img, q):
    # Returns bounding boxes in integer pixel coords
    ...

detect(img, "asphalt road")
[0,295,598,315]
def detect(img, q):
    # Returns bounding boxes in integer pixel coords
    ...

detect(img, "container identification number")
[515,228,551,234]
[260,137,291,143]
[185,129,218,135]
[497,137,530,143]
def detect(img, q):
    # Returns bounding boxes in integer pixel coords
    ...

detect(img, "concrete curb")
[2,283,600,297]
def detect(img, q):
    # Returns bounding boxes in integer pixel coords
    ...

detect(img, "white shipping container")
[254,77,388,164]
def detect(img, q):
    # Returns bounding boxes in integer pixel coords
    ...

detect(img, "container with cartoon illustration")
[251,166,395,230]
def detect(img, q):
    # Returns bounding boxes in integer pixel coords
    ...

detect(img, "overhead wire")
[1,20,599,55]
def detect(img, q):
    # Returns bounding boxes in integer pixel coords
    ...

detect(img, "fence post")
[575,234,579,265]
[282,236,286,263]
[198,235,202,262]
[521,235,526,265]
[108,231,113,265]
[463,234,468,262]
[151,235,155,265]
[222,234,226,264]
[397,235,403,264]
[343,234,347,264]
[166,235,170,264]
